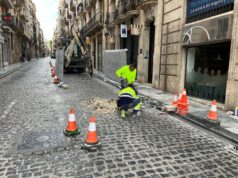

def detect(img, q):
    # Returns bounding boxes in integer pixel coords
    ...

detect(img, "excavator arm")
[64,29,88,67]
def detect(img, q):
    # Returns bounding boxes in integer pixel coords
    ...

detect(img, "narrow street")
[0,58,237,178]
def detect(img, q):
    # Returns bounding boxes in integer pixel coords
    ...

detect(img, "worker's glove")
[120,79,128,89]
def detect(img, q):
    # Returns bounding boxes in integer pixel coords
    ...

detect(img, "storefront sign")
[130,25,142,35]
[187,0,234,17]
[2,15,13,26]
[120,24,127,38]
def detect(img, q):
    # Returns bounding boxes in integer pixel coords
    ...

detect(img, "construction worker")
[115,63,137,89]
[117,84,142,119]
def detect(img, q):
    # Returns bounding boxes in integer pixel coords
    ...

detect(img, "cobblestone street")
[0,58,238,178]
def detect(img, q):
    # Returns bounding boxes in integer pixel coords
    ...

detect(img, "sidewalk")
[94,71,238,143]
[0,59,38,79]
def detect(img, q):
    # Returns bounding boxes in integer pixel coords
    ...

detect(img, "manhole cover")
[17,130,72,154]
[36,136,49,142]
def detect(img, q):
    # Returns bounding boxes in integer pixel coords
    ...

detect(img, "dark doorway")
[97,35,103,71]
[120,29,138,65]
[148,22,155,83]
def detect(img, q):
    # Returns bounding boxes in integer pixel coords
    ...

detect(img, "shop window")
[185,42,230,103]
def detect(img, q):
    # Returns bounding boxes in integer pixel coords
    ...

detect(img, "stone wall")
[225,0,238,110]
[158,0,185,93]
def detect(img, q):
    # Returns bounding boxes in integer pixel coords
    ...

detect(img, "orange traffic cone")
[82,117,101,151]
[178,88,189,115]
[207,100,218,122]
[172,93,178,106]
[53,75,59,84]
[63,108,80,136]
[51,67,55,77]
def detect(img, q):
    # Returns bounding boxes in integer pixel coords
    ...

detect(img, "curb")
[0,58,38,79]
[94,73,238,145]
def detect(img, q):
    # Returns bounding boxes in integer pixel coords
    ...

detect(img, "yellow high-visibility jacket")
[115,65,136,84]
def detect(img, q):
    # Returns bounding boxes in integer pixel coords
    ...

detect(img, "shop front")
[182,13,233,103]
[185,42,230,103]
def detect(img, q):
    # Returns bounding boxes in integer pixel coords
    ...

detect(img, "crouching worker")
[117,84,142,119]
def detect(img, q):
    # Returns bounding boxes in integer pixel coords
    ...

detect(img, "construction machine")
[64,30,89,73]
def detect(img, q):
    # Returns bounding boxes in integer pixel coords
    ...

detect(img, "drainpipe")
[158,1,165,90]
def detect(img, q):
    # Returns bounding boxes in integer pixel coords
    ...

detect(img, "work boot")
[120,110,126,119]
[132,110,141,117]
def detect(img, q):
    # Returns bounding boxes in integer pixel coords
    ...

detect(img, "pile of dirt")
[87,98,117,114]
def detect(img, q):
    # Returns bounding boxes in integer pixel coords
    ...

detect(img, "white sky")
[32,0,58,41]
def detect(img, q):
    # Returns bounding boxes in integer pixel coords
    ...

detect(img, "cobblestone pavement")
[0,57,238,178]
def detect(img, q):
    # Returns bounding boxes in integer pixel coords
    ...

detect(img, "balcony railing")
[67,9,73,19]
[2,15,24,32]
[70,0,77,12]
[114,0,139,23]
[117,0,137,16]
[77,3,86,16]
[2,0,14,9]
[64,0,69,8]
[19,7,27,20]
[136,0,157,8]
[80,12,103,36]
[105,12,115,29]
[83,0,89,9]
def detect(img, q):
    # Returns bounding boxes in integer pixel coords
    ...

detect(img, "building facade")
[53,0,238,110]
[0,0,46,68]
[153,0,237,110]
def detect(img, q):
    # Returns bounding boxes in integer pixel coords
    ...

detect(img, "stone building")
[111,0,238,110]
[53,0,78,51]
[0,0,46,68]
[152,0,237,110]
[54,0,238,110]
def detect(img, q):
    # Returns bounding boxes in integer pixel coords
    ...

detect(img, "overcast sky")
[32,0,58,41]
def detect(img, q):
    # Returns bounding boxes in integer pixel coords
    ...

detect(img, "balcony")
[105,12,115,29]
[64,17,69,25]
[2,15,24,33]
[70,0,77,12]
[80,12,103,36]
[136,0,157,10]
[77,3,86,16]
[64,0,68,8]
[89,0,96,6]
[114,0,139,24]
[84,0,90,10]
[19,7,27,20]
[67,9,73,19]
[3,0,14,9]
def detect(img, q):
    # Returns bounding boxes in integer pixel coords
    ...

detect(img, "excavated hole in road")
[86,98,117,114]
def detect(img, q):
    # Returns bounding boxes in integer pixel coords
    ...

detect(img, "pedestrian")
[117,84,141,119]
[115,63,137,89]
[87,59,93,79]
